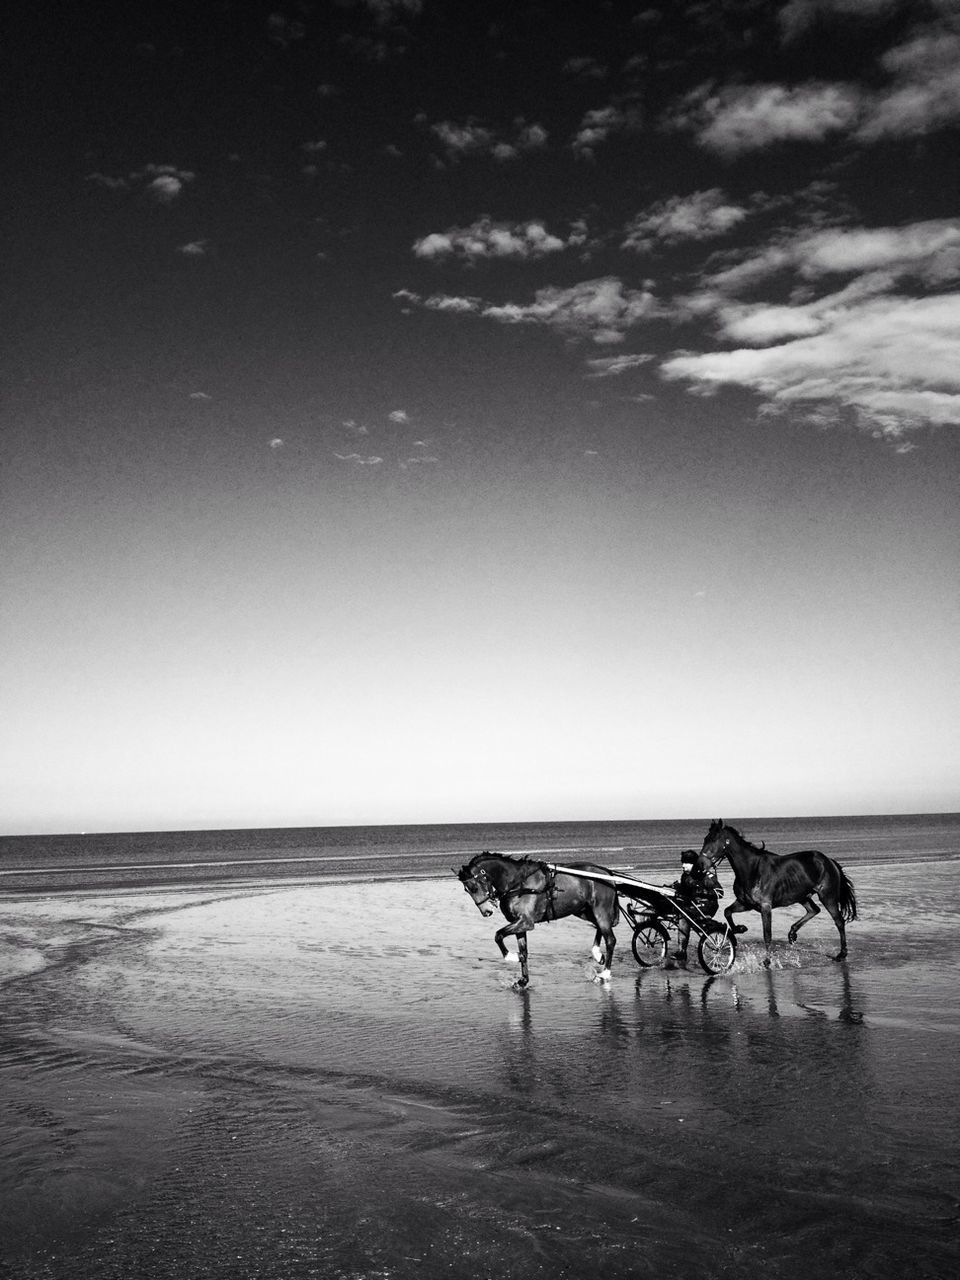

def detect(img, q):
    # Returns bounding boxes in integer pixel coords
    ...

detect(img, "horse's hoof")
[594,969,612,983]
[832,952,847,962]
[787,933,798,945]
[513,978,529,991]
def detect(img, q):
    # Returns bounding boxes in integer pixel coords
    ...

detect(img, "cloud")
[388,409,410,423]
[132,164,196,203]
[177,240,209,257]
[671,18,960,154]
[88,163,196,202]
[431,120,494,157]
[398,277,659,345]
[562,56,607,80]
[334,453,383,465]
[660,213,960,436]
[778,0,899,41]
[673,82,860,156]
[85,172,129,192]
[413,217,568,263]
[266,13,306,48]
[585,353,655,377]
[427,117,548,162]
[661,291,960,438]
[360,0,423,24]
[622,190,749,252]
[699,218,960,296]
[394,289,481,313]
[572,103,642,158]
[857,27,960,140]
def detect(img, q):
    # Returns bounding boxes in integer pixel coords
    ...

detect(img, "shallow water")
[1,857,958,1279]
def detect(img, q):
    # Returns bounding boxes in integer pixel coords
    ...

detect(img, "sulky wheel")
[631,920,670,967]
[697,924,737,974]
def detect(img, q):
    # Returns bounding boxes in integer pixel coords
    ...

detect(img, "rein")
[471,858,557,914]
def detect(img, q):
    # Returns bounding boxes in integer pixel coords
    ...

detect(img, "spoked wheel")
[631,920,670,967]
[697,925,737,974]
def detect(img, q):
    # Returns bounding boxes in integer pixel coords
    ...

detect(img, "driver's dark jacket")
[672,866,721,917]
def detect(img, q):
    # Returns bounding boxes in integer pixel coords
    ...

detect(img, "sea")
[1,812,955,896]
[1,814,958,1280]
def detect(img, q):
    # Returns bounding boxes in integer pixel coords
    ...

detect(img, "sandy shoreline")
[2,865,959,1279]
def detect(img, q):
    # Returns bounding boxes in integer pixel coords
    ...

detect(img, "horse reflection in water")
[698,820,858,960]
[456,852,618,989]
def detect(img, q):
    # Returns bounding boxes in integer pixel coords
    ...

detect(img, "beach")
[1,822,958,1279]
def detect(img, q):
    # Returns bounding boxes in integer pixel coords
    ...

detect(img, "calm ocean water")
[1,812,957,894]
[2,814,959,1279]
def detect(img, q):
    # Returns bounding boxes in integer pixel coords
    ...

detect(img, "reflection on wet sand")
[1,867,958,1280]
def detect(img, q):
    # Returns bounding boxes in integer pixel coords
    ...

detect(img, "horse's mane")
[466,851,544,873]
[708,820,770,856]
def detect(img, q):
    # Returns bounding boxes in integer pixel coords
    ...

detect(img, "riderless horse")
[455,852,619,989]
[697,820,857,960]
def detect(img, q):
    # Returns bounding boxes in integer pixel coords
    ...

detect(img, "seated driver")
[671,849,722,963]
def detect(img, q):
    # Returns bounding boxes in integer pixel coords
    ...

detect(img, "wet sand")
[1,863,958,1279]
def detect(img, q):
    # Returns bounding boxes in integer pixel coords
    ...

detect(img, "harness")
[472,860,559,917]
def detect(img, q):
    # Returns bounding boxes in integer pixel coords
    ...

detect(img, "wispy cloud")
[778,0,899,42]
[426,117,548,163]
[85,172,129,192]
[857,25,960,140]
[360,0,423,24]
[585,353,655,378]
[413,217,568,263]
[572,103,642,158]
[699,218,960,296]
[661,216,960,438]
[397,277,659,345]
[88,163,196,203]
[266,13,306,49]
[388,409,410,423]
[622,190,749,252]
[671,82,860,156]
[662,293,960,439]
[562,55,607,80]
[671,17,960,154]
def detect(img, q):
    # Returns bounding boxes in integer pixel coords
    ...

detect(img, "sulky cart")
[547,863,738,975]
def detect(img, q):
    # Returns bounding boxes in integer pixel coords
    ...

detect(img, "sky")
[2,0,959,833]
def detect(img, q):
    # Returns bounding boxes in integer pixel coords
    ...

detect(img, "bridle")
[703,841,729,871]
[462,866,500,908]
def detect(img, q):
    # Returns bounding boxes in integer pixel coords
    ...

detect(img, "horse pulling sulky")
[456,851,737,989]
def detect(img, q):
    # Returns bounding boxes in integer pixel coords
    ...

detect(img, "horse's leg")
[724,899,753,935]
[600,923,616,982]
[759,901,777,961]
[494,918,526,964]
[787,897,820,944]
[515,932,530,989]
[818,894,848,961]
[589,899,617,982]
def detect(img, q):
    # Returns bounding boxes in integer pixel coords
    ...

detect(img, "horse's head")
[699,819,733,867]
[455,852,498,917]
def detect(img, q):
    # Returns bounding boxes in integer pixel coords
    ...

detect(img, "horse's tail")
[829,857,858,922]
